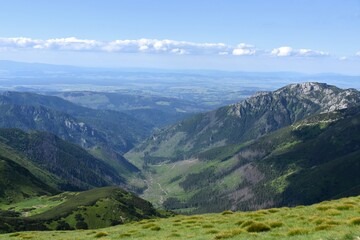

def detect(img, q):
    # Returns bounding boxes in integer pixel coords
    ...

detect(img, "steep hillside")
[0,186,167,233]
[0,104,109,149]
[160,106,360,213]
[0,128,127,191]
[0,91,152,153]
[126,86,360,213]
[127,82,360,163]
[0,154,57,204]
[2,195,360,239]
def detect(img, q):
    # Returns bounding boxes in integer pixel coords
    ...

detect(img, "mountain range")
[1,81,360,232]
[126,82,360,213]
[0,91,152,153]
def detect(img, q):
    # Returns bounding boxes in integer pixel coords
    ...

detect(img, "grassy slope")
[0,155,57,205]
[0,128,125,191]
[2,195,360,239]
[127,107,360,213]
[0,141,62,191]
[0,187,165,233]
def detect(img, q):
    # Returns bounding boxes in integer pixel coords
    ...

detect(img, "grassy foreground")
[1,195,360,240]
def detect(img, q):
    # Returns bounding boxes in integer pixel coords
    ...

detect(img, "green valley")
[126,83,360,213]
[1,82,360,238]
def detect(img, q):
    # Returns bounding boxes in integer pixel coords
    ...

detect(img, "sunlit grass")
[1,195,360,239]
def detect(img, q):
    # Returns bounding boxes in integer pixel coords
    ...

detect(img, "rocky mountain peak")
[229,82,360,117]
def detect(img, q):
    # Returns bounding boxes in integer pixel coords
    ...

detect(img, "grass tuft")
[336,204,354,210]
[246,222,271,232]
[214,229,243,239]
[151,226,161,231]
[221,210,234,215]
[9,233,21,237]
[287,228,309,236]
[142,223,157,229]
[349,217,360,225]
[267,208,280,213]
[202,224,214,228]
[316,205,332,211]
[206,229,219,234]
[315,224,334,231]
[235,220,244,226]
[167,233,181,237]
[325,209,341,216]
[267,220,283,228]
[94,232,108,238]
[240,220,254,228]
[118,233,131,238]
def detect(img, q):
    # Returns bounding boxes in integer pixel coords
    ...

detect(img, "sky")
[0,0,360,74]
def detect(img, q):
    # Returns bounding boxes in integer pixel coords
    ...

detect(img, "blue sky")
[0,0,359,74]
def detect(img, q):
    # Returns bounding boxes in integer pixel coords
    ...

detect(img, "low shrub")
[118,233,131,238]
[151,226,161,231]
[167,233,181,237]
[94,232,108,238]
[202,224,214,228]
[349,217,360,225]
[336,204,354,210]
[183,220,197,224]
[221,210,234,215]
[246,222,271,232]
[142,223,157,229]
[9,233,20,237]
[267,208,280,213]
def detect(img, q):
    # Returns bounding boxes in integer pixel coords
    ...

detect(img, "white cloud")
[170,48,187,55]
[0,37,233,55]
[0,37,102,51]
[297,48,329,57]
[232,43,257,56]
[271,46,293,57]
[271,46,328,57]
[356,51,360,56]
[0,37,332,58]
[339,56,348,61]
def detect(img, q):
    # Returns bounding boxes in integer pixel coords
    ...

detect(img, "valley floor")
[2,195,360,240]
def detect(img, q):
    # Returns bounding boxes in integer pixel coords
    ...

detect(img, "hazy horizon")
[1,0,360,75]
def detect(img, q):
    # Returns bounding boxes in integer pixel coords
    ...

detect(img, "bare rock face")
[229,82,360,117]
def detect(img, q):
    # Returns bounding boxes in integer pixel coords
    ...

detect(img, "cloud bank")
[271,46,329,57]
[0,37,330,58]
